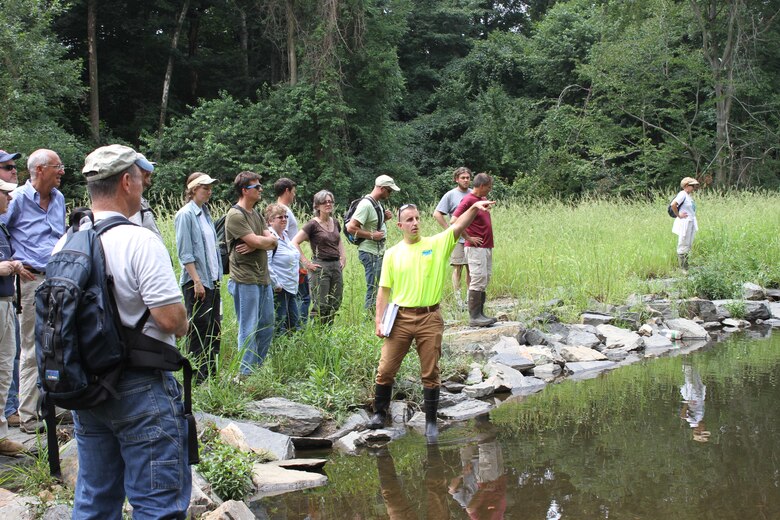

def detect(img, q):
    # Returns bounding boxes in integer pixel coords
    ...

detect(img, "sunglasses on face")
[0,165,17,171]
[244,184,262,190]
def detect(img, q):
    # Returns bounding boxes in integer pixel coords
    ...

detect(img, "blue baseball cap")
[0,150,21,163]
[135,153,155,172]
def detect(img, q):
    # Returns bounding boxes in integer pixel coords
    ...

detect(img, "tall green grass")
[155,191,779,417]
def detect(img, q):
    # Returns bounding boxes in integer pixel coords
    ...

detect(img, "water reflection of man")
[376,445,451,519]
[449,440,507,519]
[680,363,711,442]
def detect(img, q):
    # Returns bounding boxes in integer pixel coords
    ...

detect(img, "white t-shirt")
[53,211,182,346]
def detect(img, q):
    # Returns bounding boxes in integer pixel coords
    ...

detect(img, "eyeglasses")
[0,165,16,171]
[44,164,65,170]
[321,200,334,205]
[244,184,262,190]
[398,203,417,219]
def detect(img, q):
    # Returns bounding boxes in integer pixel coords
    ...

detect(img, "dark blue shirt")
[0,224,15,297]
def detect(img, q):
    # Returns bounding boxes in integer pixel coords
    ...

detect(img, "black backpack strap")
[41,395,61,478]
[365,196,384,231]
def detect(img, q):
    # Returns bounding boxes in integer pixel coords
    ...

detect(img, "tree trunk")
[87,0,100,143]
[159,0,191,134]
[286,0,297,85]
[237,4,249,83]
[689,0,738,186]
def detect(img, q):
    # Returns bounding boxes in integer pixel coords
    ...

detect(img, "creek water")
[251,328,780,519]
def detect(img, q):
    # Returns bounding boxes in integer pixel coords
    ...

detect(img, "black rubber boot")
[424,386,440,443]
[367,384,392,429]
[479,291,497,325]
[468,290,493,327]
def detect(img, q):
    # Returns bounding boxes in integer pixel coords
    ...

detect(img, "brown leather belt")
[399,303,440,314]
[22,265,45,275]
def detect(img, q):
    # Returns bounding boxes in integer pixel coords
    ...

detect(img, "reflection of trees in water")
[255,334,780,518]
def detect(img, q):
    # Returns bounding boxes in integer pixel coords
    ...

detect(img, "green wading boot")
[367,384,393,430]
[424,387,440,443]
[468,290,493,327]
[479,291,497,326]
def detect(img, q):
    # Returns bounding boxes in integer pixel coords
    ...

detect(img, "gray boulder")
[465,363,484,384]
[246,398,323,437]
[439,390,468,408]
[766,289,780,301]
[566,361,618,376]
[581,312,615,326]
[742,282,765,301]
[663,318,709,340]
[565,328,602,349]
[488,336,535,371]
[557,345,607,362]
[533,363,562,380]
[389,401,412,426]
[485,362,527,392]
[683,298,720,322]
[596,324,644,351]
[200,500,255,520]
[525,345,564,366]
[462,382,496,399]
[197,412,295,461]
[769,302,780,319]
[438,399,493,421]
[326,411,369,441]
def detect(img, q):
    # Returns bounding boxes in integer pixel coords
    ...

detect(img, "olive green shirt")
[226,205,270,285]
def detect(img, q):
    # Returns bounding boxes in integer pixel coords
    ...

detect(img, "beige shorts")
[465,247,493,291]
[449,242,467,266]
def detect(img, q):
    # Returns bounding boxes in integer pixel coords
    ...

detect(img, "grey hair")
[312,190,335,217]
[27,149,55,181]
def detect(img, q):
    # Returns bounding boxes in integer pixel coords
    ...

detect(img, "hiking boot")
[0,438,25,457]
[6,413,20,427]
[468,290,493,327]
[367,384,392,430]
[423,387,440,443]
[20,420,45,434]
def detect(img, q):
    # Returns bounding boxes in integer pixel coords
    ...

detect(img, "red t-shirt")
[453,192,493,248]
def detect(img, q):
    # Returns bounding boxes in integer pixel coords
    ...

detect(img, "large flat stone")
[488,336,536,371]
[525,345,564,366]
[596,324,644,351]
[197,412,295,461]
[664,318,709,340]
[581,312,615,326]
[565,361,617,375]
[557,345,607,362]
[462,382,495,398]
[443,322,524,350]
[485,362,527,392]
[438,399,493,421]
[201,500,255,520]
[246,398,323,437]
[565,328,602,348]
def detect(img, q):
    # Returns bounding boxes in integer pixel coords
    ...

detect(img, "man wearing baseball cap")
[0,179,25,455]
[128,153,162,238]
[346,174,399,311]
[0,151,21,185]
[70,145,190,518]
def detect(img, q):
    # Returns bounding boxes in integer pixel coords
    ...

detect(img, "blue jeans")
[4,318,19,417]
[72,370,191,520]
[297,278,310,325]
[274,289,300,334]
[359,250,383,310]
[228,280,274,374]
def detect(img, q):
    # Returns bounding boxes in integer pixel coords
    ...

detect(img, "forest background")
[1,0,779,206]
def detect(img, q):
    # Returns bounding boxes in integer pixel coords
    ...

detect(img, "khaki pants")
[375,308,443,388]
[19,274,44,425]
[465,247,493,292]
[0,301,15,436]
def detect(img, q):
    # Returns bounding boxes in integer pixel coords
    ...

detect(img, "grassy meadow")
[149,190,780,420]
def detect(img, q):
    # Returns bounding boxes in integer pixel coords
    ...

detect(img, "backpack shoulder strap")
[94,215,136,236]
[365,196,384,230]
